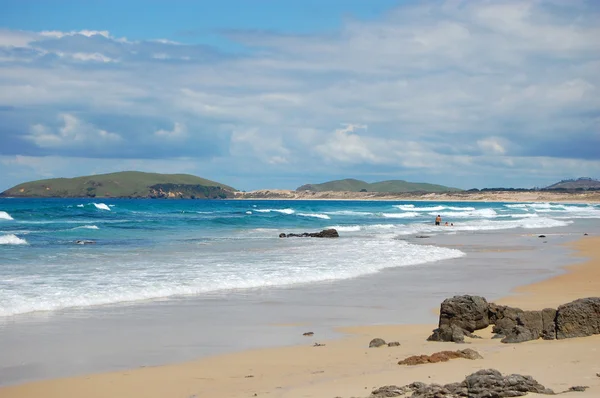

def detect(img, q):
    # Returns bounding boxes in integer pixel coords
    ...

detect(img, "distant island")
[296,178,461,193]
[0,171,237,199]
[2,173,599,202]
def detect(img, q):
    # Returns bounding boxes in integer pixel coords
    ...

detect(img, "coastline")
[1,236,599,397]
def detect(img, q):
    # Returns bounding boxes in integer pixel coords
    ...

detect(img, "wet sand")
[1,236,599,398]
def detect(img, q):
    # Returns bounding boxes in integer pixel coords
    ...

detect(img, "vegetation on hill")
[0,171,237,199]
[297,178,462,193]
[544,177,600,190]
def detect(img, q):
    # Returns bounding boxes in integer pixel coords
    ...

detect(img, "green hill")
[544,177,600,190]
[297,178,461,193]
[0,171,237,199]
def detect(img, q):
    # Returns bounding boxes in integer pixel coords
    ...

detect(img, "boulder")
[387,341,400,347]
[279,229,339,238]
[427,324,466,343]
[369,338,387,348]
[501,325,535,343]
[556,297,600,339]
[438,295,490,332]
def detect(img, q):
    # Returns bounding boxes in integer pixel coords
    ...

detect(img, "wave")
[324,210,373,216]
[0,238,464,317]
[77,204,85,208]
[254,208,295,215]
[429,209,498,218]
[381,212,419,218]
[394,205,476,212]
[0,211,14,220]
[93,203,111,211]
[72,225,100,230]
[0,234,28,245]
[327,225,361,232]
[298,213,331,220]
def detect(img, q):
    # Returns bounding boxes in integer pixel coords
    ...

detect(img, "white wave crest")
[254,208,295,215]
[246,211,252,214]
[298,213,330,219]
[430,209,498,218]
[77,204,84,208]
[73,225,100,230]
[382,212,419,218]
[0,234,28,245]
[324,210,373,216]
[93,203,111,211]
[327,225,361,232]
[0,211,14,220]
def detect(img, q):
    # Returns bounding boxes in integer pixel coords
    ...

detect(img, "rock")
[398,349,482,365]
[539,235,546,238]
[302,332,314,336]
[369,369,554,398]
[427,324,466,343]
[501,325,535,343]
[279,229,339,238]
[556,298,600,339]
[438,295,490,332]
[569,386,589,392]
[371,385,412,397]
[369,338,386,348]
[387,341,400,347]
[415,235,430,239]
[313,342,325,347]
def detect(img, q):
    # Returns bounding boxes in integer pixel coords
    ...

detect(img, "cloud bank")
[0,1,599,190]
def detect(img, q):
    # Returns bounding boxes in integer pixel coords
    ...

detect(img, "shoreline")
[1,235,599,397]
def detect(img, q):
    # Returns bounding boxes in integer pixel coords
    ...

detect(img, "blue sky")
[0,0,599,191]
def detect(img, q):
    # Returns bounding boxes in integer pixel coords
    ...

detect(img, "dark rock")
[369,369,554,398]
[313,342,325,347]
[415,235,430,239]
[568,386,589,392]
[302,332,314,336]
[556,297,600,339]
[279,229,339,238]
[541,308,557,340]
[438,295,490,332]
[398,349,482,365]
[370,385,411,397]
[501,325,535,343]
[369,338,386,348]
[387,341,400,347]
[539,235,546,238]
[427,324,466,343]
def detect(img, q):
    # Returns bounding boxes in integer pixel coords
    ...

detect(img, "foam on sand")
[0,234,28,245]
[0,211,14,220]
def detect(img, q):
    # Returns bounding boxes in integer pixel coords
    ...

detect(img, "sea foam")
[298,213,330,219]
[93,203,111,211]
[0,234,27,245]
[0,211,14,220]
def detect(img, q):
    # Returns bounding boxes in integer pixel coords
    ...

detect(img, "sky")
[0,0,599,192]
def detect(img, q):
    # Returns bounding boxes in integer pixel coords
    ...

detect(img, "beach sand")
[1,237,599,398]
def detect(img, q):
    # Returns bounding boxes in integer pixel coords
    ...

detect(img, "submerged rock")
[279,229,339,238]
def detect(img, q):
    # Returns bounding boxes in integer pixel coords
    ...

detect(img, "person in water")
[435,215,441,225]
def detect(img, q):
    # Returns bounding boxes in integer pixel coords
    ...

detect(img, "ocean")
[1,198,600,385]
[1,198,599,318]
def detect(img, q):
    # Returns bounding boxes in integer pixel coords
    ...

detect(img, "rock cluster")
[427,295,600,343]
[398,348,482,365]
[370,369,554,397]
[278,229,339,238]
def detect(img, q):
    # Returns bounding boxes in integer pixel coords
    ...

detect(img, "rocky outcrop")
[369,338,387,348]
[555,297,600,339]
[278,229,339,238]
[428,295,600,344]
[369,369,554,397]
[398,349,482,365]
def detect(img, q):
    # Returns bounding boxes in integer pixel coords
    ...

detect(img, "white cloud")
[26,114,121,148]
[155,122,187,140]
[477,137,507,155]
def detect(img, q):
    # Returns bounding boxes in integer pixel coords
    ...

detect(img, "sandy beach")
[1,234,599,398]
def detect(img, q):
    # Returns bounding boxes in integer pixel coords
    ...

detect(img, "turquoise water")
[1,198,598,317]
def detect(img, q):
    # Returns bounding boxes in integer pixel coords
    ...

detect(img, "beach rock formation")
[369,369,554,397]
[555,297,600,339]
[398,348,482,365]
[428,295,600,343]
[278,229,339,238]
